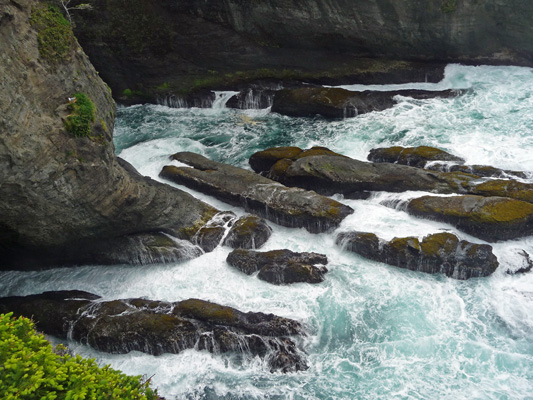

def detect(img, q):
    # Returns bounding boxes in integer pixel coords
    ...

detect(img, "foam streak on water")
[2,65,533,399]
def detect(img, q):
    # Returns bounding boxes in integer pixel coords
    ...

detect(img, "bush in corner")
[64,93,96,137]
[0,312,159,399]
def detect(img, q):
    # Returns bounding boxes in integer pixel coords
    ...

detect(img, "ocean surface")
[2,64,533,399]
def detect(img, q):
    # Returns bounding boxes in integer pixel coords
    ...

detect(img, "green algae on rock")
[337,231,499,279]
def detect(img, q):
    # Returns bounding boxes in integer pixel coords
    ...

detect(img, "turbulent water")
[2,64,533,399]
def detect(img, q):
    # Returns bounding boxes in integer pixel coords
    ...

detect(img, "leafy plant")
[0,313,159,399]
[441,0,458,13]
[64,93,96,137]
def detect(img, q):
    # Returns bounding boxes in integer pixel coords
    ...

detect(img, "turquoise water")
[2,64,533,399]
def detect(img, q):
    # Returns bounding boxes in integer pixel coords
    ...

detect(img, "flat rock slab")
[406,195,533,242]
[265,152,475,197]
[227,249,328,284]
[160,152,353,233]
[337,231,498,279]
[0,291,307,373]
[271,87,462,119]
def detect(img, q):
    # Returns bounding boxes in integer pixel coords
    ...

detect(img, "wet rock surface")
[160,152,353,233]
[227,249,328,284]
[223,215,272,249]
[271,88,462,119]
[337,231,499,279]
[368,146,466,168]
[406,195,533,242]
[0,291,308,373]
[263,152,475,197]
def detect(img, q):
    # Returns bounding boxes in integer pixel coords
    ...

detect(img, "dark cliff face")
[0,0,216,268]
[70,0,533,102]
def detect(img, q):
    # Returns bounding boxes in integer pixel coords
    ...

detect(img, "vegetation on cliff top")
[0,312,159,399]
[30,3,74,64]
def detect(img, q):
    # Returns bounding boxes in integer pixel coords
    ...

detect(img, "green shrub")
[0,312,159,400]
[65,93,96,137]
[30,4,73,64]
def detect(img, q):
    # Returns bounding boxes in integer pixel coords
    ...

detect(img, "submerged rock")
[271,88,461,119]
[406,195,533,242]
[336,231,499,279]
[0,291,308,373]
[367,146,465,168]
[223,215,272,249]
[160,152,353,233]
[506,250,533,275]
[226,249,328,284]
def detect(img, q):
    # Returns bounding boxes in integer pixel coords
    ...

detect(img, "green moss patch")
[0,312,159,399]
[64,93,96,137]
[30,4,73,64]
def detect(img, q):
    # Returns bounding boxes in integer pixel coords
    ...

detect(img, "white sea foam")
[2,64,533,399]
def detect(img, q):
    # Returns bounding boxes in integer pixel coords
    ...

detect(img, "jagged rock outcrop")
[406,195,533,242]
[159,152,354,233]
[271,88,462,119]
[0,0,217,269]
[336,231,498,280]
[0,290,307,372]
[227,249,328,284]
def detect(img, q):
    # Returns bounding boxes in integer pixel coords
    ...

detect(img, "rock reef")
[0,290,308,373]
[337,231,499,279]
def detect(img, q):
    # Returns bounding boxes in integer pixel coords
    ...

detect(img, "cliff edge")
[0,0,216,269]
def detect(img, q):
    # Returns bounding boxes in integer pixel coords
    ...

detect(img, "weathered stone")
[271,88,461,119]
[406,195,533,242]
[267,153,476,197]
[160,152,354,233]
[249,146,304,174]
[190,211,236,252]
[0,0,218,269]
[337,231,499,279]
[426,163,529,180]
[0,291,307,373]
[226,249,328,284]
[223,215,272,249]
[367,146,465,168]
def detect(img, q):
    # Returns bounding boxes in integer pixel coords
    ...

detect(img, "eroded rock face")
[159,152,354,233]
[0,0,217,269]
[71,0,533,102]
[337,231,499,279]
[271,88,461,119]
[0,291,308,373]
[406,195,533,242]
[227,249,328,284]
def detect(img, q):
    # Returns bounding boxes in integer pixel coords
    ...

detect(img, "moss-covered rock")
[226,249,328,284]
[470,179,533,204]
[337,231,498,279]
[223,215,272,249]
[0,291,307,373]
[367,146,465,168]
[160,152,353,233]
[249,146,303,174]
[406,195,533,241]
